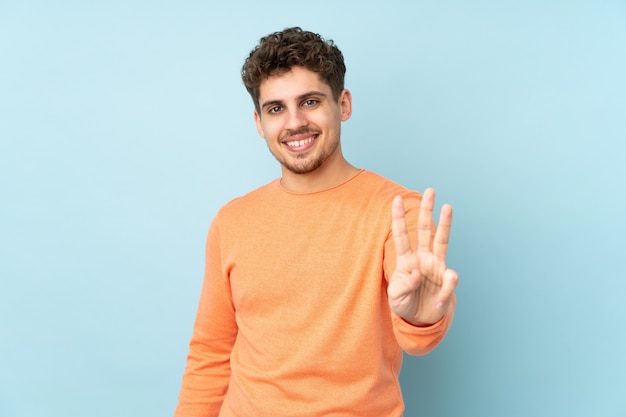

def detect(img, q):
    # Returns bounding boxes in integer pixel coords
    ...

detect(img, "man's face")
[254,66,352,176]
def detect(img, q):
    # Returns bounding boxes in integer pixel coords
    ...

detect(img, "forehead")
[258,66,331,103]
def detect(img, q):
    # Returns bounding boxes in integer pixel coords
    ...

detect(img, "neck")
[280,151,359,193]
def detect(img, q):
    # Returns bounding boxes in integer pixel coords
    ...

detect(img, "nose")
[285,107,308,131]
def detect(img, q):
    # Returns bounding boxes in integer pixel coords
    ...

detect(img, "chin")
[282,157,326,175]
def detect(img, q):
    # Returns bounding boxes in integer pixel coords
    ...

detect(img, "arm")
[174,220,237,417]
[385,189,458,355]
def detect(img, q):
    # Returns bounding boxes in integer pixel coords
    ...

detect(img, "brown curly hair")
[241,27,346,113]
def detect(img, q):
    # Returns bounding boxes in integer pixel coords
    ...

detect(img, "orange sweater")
[175,170,455,417]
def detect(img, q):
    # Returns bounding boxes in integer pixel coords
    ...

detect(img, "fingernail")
[436,302,443,309]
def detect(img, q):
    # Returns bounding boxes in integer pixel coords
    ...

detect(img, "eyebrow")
[260,90,328,111]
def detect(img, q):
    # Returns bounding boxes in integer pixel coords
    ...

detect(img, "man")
[175,27,458,417]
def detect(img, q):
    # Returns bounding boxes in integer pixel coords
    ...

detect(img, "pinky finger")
[436,268,459,309]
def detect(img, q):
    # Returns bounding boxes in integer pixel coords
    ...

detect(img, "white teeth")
[286,137,314,147]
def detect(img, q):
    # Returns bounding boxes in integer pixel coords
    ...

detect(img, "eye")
[303,99,318,107]
[268,105,282,114]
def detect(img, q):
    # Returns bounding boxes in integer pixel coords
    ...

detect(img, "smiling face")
[254,66,353,187]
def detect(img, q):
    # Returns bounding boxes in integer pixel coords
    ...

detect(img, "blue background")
[1,1,625,416]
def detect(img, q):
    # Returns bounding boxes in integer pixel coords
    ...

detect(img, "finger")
[436,267,459,309]
[417,188,435,253]
[433,203,453,262]
[389,268,422,296]
[391,195,413,256]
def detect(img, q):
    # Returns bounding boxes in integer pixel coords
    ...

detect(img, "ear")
[253,110,265,138]
[339,89,353,122]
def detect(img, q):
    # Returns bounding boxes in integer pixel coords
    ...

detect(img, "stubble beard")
[271,131,341,175]
[272,141,339,175]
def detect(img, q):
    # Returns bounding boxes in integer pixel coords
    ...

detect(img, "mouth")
[282,133,319,152]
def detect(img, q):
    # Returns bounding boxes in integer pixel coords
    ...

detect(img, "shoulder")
[358,170,422,203]
[214,179,281,223]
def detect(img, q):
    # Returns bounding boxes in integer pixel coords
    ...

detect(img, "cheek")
[258,119,282,139]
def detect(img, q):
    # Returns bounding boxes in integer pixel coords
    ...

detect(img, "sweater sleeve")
[383,191,456,356]
[174,218,238,417]
[391,297,455,355]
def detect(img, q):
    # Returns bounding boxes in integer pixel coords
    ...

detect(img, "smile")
[285,137,316,147]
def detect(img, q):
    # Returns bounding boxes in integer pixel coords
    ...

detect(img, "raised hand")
[388,188,458,326]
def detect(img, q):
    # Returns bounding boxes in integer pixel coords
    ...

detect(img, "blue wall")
[1,1,625,416]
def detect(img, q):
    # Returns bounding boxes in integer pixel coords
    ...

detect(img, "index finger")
[417,188,435,253]
[391,195,413,257]
[433,203,453,261]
